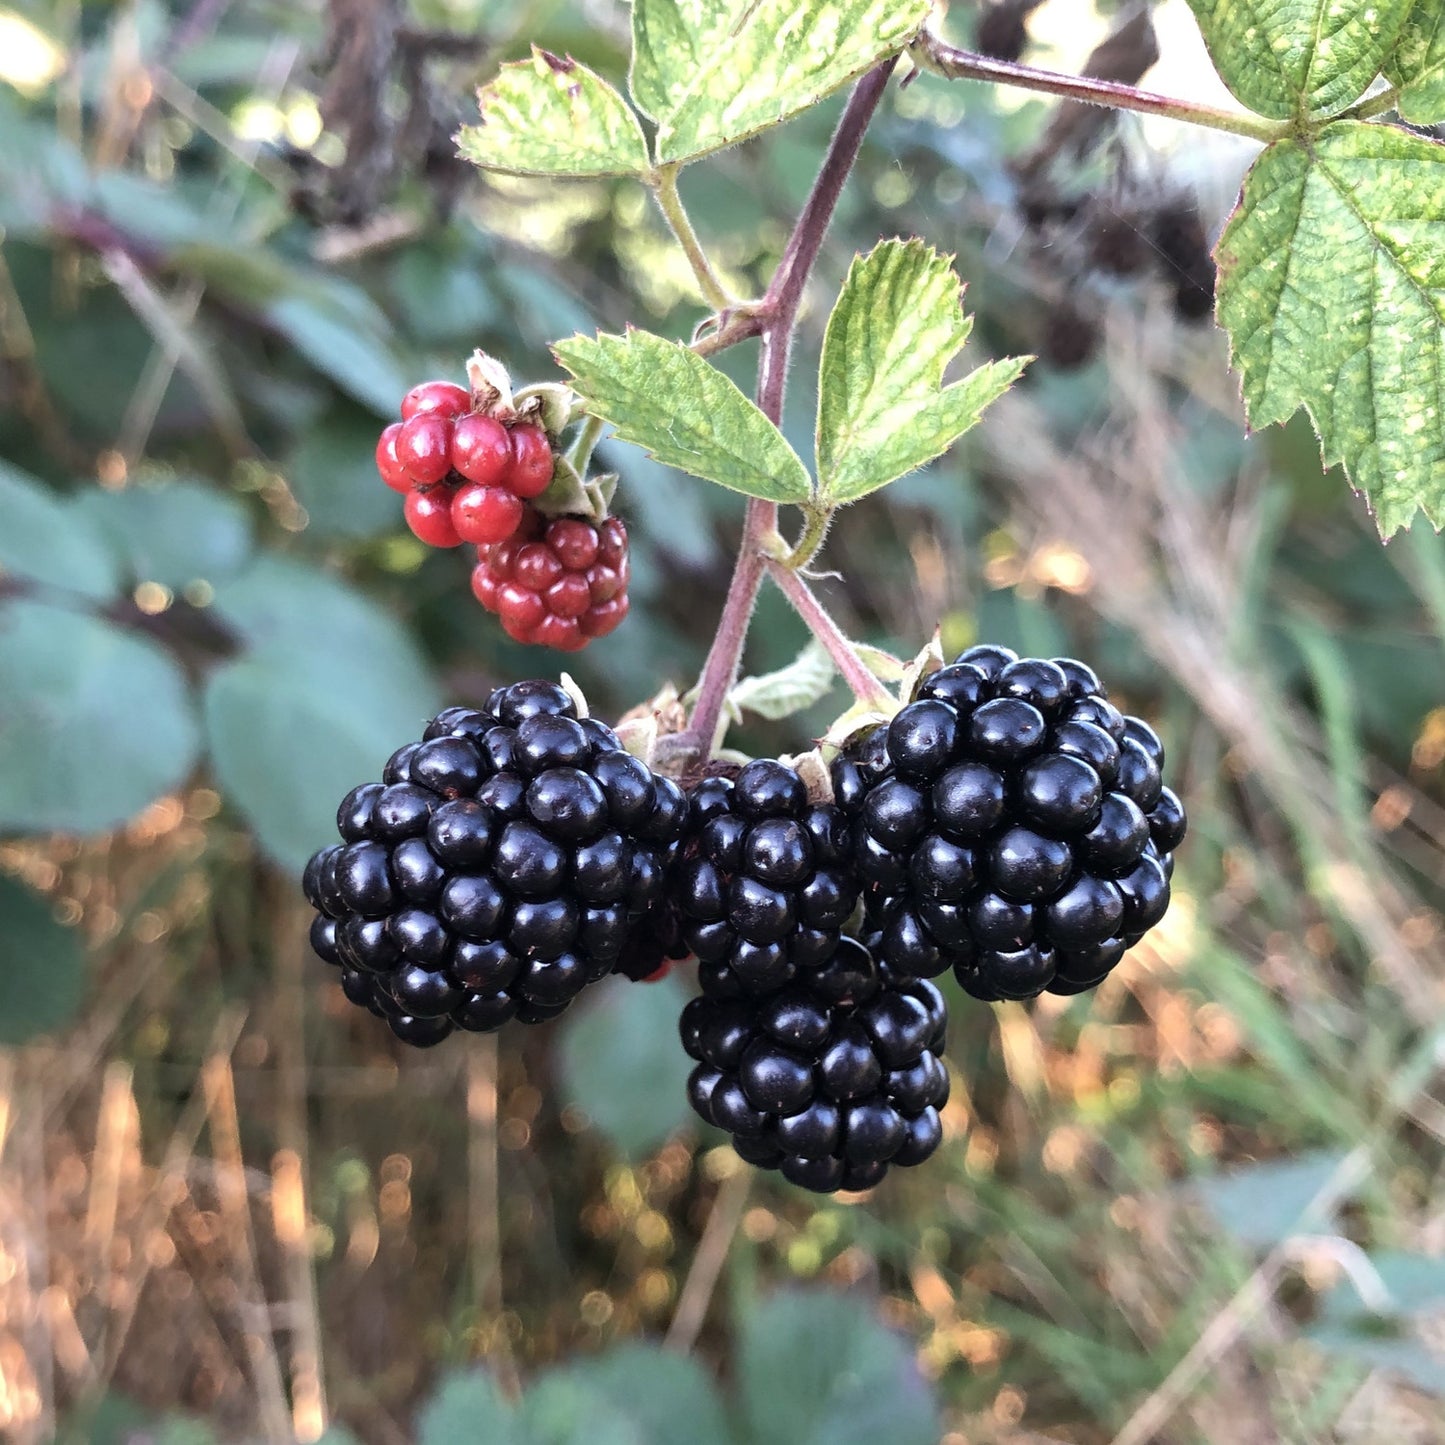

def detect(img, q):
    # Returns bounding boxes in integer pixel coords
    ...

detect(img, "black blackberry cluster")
[681,935,949,1194]
[835,645,1185,1002]
[302,680,687,1047]
[675,760,861,998]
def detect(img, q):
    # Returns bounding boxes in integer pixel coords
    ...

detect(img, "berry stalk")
[652,164,735,312]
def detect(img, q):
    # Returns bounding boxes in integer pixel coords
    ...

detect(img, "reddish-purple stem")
[765,560,892,710]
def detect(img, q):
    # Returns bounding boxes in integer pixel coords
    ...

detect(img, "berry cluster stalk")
[684,59,897,758]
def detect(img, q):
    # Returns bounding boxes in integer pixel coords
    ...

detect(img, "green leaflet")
[729,640,837,720]
[816,239,1027,504]
[1185,0,1413,119]
[1387,1,1445,123]
[553,331,813,503]
[458,47,651,179]
[653,0,930,163]
[1215,122,1445,536]
[630,0,738,124]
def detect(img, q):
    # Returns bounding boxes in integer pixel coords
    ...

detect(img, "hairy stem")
[653,163,735,312]
[913,30,1288,144]
[563,411,607,473]
[781,502,835,571]
[765,560,894,711]
[684,60,896,756]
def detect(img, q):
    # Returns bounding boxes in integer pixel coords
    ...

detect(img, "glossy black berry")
[967,698,1047,764]
[886,700,959,778]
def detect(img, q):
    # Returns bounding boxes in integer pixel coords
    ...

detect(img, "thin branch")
[664,1166,751,1354]
[653,163,735,311]
[913,30,1287,144]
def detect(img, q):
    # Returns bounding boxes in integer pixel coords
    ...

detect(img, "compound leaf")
[1215,122,1445,536]
[655,0,929,164]
[1184,0,1413,119]
[1387,1,1445,123]
[817,240,1026,504]
[630,0,737,123]
[554,330,812,503]
[459,47,650,179]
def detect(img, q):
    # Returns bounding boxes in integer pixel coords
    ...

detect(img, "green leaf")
[1387,1,1445,122]
[417,1370,517,1445]
[1214,122,1445,536]
[73,480,253,591]
[0,600,200,834]
[1193,1149,1351,1248]
[557,973,695,1158]
[516,1376,653,1445]
[204,558,441,871]
[265,288,410,418]
[1315,1250,1445,1322]
[0,462,119,601]
[1184,0,1414,119]
[729,640,837,720]
[816,240,1026,504]
[554,331,812,503]
[548,1346,733,1445]
[459,47,651,179]
[0,874,86,1043]
[284,405,404,540]
[737,1290,940,1445]
[629,0,736,123]
[654,0,930,164]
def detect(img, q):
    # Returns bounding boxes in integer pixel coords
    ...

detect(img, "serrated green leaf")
[458,47,650,179]
[0,874,86,1044]
[0,600,200,834]
[729,640,837,720]
[1215,123,1445,535]
[554,331,812,503]
[816,240,1026,504]
[1387,1,1445,122]
[655,0,929,163]
[630,0,736,123]
[1184,0,1414,119]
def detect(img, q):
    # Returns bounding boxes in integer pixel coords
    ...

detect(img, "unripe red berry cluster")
[375,380,556,550]
[472,508,630,652]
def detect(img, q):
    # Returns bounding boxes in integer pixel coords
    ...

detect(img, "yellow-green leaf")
[1387,1,1445,123]
[630,0,737,123]
[654,0,930,164]
[554,331,813,503]
[816,240,1027,504]
[458,48,650,179]
[1184,0,1413,119]
[1215,122,1445,536]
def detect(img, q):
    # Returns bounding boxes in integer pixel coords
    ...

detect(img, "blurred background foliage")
[1,0,1444,1440]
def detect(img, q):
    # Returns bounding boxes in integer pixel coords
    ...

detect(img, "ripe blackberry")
[837,646,1185,1001]
[675,761,862,1001]
[471,506,630,651]
[681,934,948,1192]
[301,680,687,1046]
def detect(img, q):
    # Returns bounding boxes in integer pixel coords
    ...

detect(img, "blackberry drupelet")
[681,934,949,1192]
[837,646,1186,1001]
[674,760,862,1000]
[302,680,688,1047]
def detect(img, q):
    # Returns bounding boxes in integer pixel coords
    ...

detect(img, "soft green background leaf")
[74,480,253,590]
[284,406,404,539]
[558,973,694,1158]
[459,48,651,178]
[1184,0,1414,119]
[204,557,441,871]
[655,0,929,163]
[0,462,119,601]
[515,1376,651,1445]
[0,600,200,834]
[817,240,1026,504]
[554,332,812,503]
[0,874,86,1043]
[629,0,736,123]
[417,1370,517,1445]
[738,1290,940,1445]
[549,1346,733,1445]
[1215,122,1445,535]
[1315,1250,1445,1321]
[1387,1,1445,122]
[1193,1149,1349,1248]
[729,640,837,720]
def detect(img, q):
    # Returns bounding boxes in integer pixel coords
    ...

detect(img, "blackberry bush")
[681,934,949,1193]
[835,645,1185,1002]
[302,680,687,1047]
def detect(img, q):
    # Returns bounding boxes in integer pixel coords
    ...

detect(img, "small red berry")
[597,516,628,567]
[514,542,564,593]
[498,582,547,634]
[586,564,623,603]
[376,423,411,493]
[404,487,462,548]
[546,517,600,571]
[452,484,524,546]
[396,414,454,486]
[401,380,470,421]
[506,423,554,498]
[545,573,592,619]
[450,413,511,487]
[471,563,501,612]
[534,613,585,651]
[581,595,629,638]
